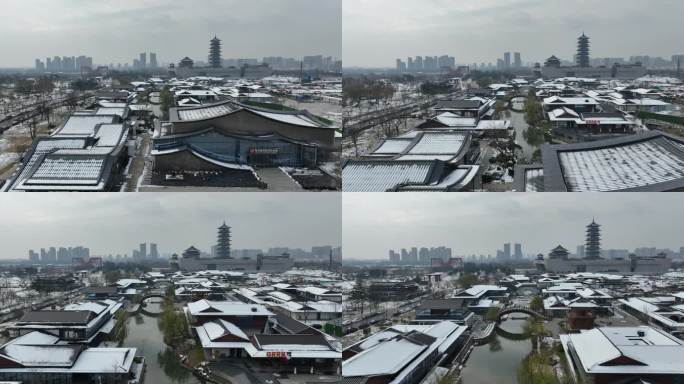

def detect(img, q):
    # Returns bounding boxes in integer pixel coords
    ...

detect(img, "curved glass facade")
[155,131,317,167]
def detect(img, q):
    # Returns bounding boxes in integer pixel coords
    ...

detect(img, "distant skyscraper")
[139,243,147,259]
[28,250,39,263]
[504,52,511,68]
[514,52,522,68]
[503,243,511,259]
[139,53,147,69]
[514,243,523,259]
[389,250,400,264]
[585,219,601,259]
[150,243,158,258]
[414,56,423,71]
[209,36,223,68]
[216,221,231,258]
[150,53,158,68]
[409,247,418,263]
[577,33,591,67]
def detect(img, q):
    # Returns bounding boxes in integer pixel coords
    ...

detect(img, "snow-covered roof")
[187,299,273,317]
[407,133,467,155]
[115,279,147,288]
[543,96,599,106]
[619,297,660,314]
[558,136,684,192]
[2,344,79,367]
[548,107,581,120]
[433,113,477,127]
[5,331,60,346]
[562,326,684,375]
[251,110,321,128]
[342,160,433,192]
[455,285,507,298]
[343,336,427,377]
[52,115,117,136]
[372,139,413,155]
[95,107,126,118]
[177,103,237,121]
[202,319,249,341]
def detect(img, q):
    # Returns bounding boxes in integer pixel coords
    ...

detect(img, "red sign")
[266,351,291,359]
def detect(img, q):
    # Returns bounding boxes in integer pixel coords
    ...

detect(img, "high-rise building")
[504,52,511,68]
[139,53,147,69]
[414,56,423,71]
[576,245,585,258]
[389,250,400,264]
[139,243,147,259]
[514,243,523,259]
[149,243,159,258]
[216,221,231,258]
[150,53,158,68]
[514,52,522,68]
[419,247,430,264]
[28,250,39,263]
[577,33,591,67]
[585,219,601,259]
[209,36,223,68]
[503,243,511,259]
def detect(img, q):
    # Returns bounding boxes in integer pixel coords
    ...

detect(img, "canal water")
[460,317,533,384]
[508,98,540,162]
[124,298,201,384]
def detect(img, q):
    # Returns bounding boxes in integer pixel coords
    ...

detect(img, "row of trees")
[343,78,396,107]
[419,81,452,96]
[13,77,55,96]
[112,310,130,346]
[523,89,553,147]
[158,287,188,346]
[160,86,174,120]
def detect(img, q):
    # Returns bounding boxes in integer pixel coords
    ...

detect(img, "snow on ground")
[0,152,19,170]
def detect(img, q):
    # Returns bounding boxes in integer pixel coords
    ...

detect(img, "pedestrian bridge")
[496,304,548,322]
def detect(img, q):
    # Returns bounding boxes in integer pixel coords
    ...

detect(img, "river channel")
[124,298,201,384]
[460,317,533,384]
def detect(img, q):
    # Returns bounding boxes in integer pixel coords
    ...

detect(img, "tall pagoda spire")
[209,35,223,68]
[216,221,231,259]
[585,219,601,259]
[576,33,591,68]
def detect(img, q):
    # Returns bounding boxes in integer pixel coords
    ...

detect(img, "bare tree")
[28,117,39,140]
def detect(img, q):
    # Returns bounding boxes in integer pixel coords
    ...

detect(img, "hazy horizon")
[343,194,684,260]
[0,0,341,68]
[0,194,341,259]
[343,0,684,68]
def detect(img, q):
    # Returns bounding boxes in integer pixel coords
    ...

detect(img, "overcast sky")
[0,0,341,68]
[343,0,684,67]
[0,194,341,258]
[343,194,684,260]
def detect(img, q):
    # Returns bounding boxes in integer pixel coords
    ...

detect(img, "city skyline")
[343,194,684,260]
[343,0,684,67]
[0,0,341,68]
[0,194,341,259]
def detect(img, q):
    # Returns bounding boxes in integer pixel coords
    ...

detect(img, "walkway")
[125,133,150,192]
[255,168,303,191]
[210,362,274,384]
